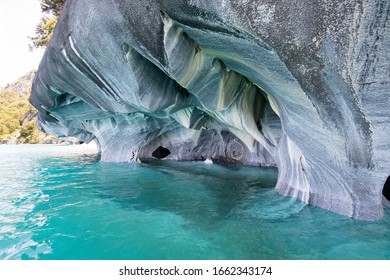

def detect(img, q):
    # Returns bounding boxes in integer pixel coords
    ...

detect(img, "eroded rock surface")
[30,0,390,220]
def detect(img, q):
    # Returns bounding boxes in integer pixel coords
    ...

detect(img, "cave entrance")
[152,146,171,159]
[383,176,390,201]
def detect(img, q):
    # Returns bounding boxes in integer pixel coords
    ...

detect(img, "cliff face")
[1,70,36,97]
[30,0,390,220]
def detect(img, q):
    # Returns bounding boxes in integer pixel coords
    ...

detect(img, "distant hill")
[0,70,36,97]
[0,71,57,144]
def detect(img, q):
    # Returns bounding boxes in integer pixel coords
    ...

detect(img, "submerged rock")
[30,0,390,220]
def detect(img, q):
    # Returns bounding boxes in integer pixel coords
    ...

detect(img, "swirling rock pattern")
[30,0,390,220]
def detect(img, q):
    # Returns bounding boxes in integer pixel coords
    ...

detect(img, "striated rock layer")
[30,0,390,220]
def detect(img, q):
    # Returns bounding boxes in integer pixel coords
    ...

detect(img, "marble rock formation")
[30,0,390,220]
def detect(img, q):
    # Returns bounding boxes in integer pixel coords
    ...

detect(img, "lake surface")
[0,144,389,260]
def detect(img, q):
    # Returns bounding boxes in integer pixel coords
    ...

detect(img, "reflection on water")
[0,145,389,260]
[96,160,282,221]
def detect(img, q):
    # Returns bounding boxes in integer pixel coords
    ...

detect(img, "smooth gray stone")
[30,0,390,220]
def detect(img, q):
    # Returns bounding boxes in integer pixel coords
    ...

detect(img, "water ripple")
[1,145,390,259]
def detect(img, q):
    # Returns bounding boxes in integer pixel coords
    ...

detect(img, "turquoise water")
[0,145,389,260]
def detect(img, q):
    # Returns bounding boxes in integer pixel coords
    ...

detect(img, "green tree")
[30,0,66,49]
[41,0,65,16]
[30,17,58,49]
[20,120,38,143]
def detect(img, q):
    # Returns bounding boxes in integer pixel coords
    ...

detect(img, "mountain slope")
[0,71,55,144]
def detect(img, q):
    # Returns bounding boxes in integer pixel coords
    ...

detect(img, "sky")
[0,0,45,87]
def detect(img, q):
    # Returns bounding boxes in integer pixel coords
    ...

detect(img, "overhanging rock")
[30,0,390,220]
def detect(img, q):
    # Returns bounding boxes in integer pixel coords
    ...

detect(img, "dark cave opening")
[152,146,171,159]
[383,176,390,201]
